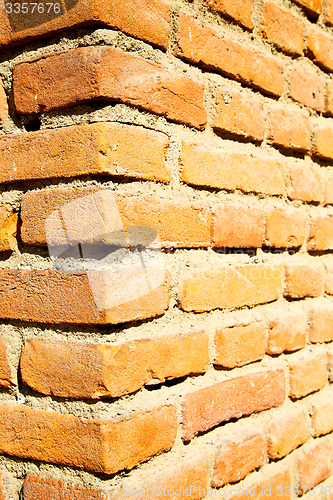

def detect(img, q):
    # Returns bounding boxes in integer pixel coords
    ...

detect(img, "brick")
[259,2,303,55]
[293,0,322,15]
[212,86,265,142]
[0,80,8,122]
[309,305,333,343]
[23,475,108,500]
[20,187,211,248]
[267,407,311,459]
[212,203,265,248]
[13,47,206,130]
[324,261,333,293]
[214,321,267,368]
[265,206,307,248]
[0,0,170,50]
[286,162,324,203]
[0,206,17,252]
[0,122,170,184]
[324,170,333,205]
[0,339,14,389]
[312,396,333,436]
[307,26,333,72]
[268,103,311,151]
[203,0,253,29]
[211,433,266,487]
[313,121,333,160]
[180,143,285,196]
[284,262,325,298]
[267,310,307,355]
[308,215,333,251]
[182,369,285,440]
[289,67,326,112]
[289,350,327,398]
[0,404,177,474]
[0,270,170,325]
[298,439,333,494]
[21,332,209,399]
[325,0,333,25]
[326,81,333,116]
[174,14,284,97]
[227,469,291,500]
[179,264,283,312]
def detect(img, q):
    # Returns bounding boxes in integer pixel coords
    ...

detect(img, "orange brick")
[286,162,324,203]
[212,433,266,487]
[213,86,265,142]
[308,215,333,251]
[174,13,284,97]
[0,122,170,184]
[324,261,333,293]
[179,264,283,312]
[0,339,14,389]
[267,407,311,459]
[182,369,285,440]
[214,321,267,368]
[284,262,325,298]
[325,80,333,116]
[268,103,311,151]
[180,143,285,196]
[0,270,170,325]
[23,475,108,500]
[0,80,7,122]
[293,0,322,15]
[328,348,333,381]
[267,310,307,355]
[227,469,291,500]
[259,2,303,55]
[298,439,333,494]
[14,47,206,130]
[289,67,326,112]
[324,170,333,205]
[313,120,333,160]
[289,350,327,398]
[265,206,307,248]
[307,26,333,72]
[312,396,333,436]
[203,0,253,29]
[325,0,333,25]
[212,203,265,248]
[0,404,177,474]
[309,305,333,343]
[0,205,17,252]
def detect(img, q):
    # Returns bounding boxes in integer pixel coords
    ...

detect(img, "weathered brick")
[267,310,307,355]
[0,122,170,184]
[265,206,307,248]
[212,203,265,248]
[174,13,284,97]
[23,475,108,500]
[179,264,283,312]
[309,305,333,343]
[267,407,311,458]
[286,162,324,203]
[0,339,14,389]
[298,439,333,494]
[268,103,311,151]
[214,321,267,368]
[181,143,285,196]
[182,369,285,440]
[308,215,333,251]
[326,80,333,116]
[211,433,266,487]
[289,67,326,112]
[307,26,333,72]
[0,270,170,325]
[259,2,303,55]
[289,350,327,398]
[324,170,333,205]
[284,262,325,298]
[312,395,333,436]
[0,80,7,122]
[213,86,265,142]
[203,0,253,29]
[0,404,177,474]
[0,206,17,252]
[228,469,291,500]
[293,0,322,15]
[325,0,333,25]
[324,261,333,293]
[313,120,333,160]
[14,47,206,130]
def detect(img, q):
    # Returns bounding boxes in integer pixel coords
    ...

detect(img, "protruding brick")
[179,264,283,312]
[293,0,322,15]
[308,215,333,251]
[228,469,291,500]
[307,26,333,72]
[312,395,333,436]
[268,103,311,151]
[214,321,266,368]
[289,67,326,112]
[182,369,285,440]
[284,262,325,298]
[14,47,206,130]
[313,120,333,160]
[289,350,327,398]
[0,206,17,252]
[23,475,108,500]
[267,310,307,355]
[309,305,333,343]
[267,407,311,459]
[298,439,333,494]
[0,404,177,474]
[286,162,324,203]
[265,206,307,248]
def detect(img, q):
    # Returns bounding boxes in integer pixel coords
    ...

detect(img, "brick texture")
[284,262,325,298]
[312,397,333,436]
[203,0,254,29]
[289,351,328,398]
[0,206,17,252]
[313,121,333,160]
[228,469,291,500]
[0,81,7,122]
[298,439,333,494]
[293,0,322,15]
[289,67,326,111]
[286,162,324,203]
[265,206,307,248]
[309,305,333,342]
[307,26,333,72]
[267,310,307,355]
[308,215,333,251]
[0,339,14,389]
[23,475,108,500]
[267,407,311,458]
[268,103,311,151]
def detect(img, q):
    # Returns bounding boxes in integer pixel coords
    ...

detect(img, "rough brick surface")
[229,470,291,500]
[268,103,311,151]
[307,26,333,72]
[286,162,324,203]
[265,206,307,248]
[293,0,322,14]
[23,475,108,500]
[0,81,7,122]
[284,262,325,298]
[325,261,333,293]
[267,311,307,355]
[203,0,254,29]
[267,407,311,458]
[313,121,333,160]
[324,171,333,205]
[308,215,333,251]
[312,397,333,436]
[309,305,333,343]
[289,67,326,111]
[289,351,328,398]
[0,206,17,252]
[298,439,333,494]
[0,339,14,388]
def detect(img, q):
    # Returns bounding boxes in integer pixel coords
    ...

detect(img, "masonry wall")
[0,0,333,498]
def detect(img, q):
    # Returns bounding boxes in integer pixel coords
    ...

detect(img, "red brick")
[267,310,307,355]
[23,475,108,500]
[312,396,333,436]
[0,205,17,252]
[298,439,333,494]
[0,122,170,184]
[181,143,285,196]
[309,305,333,343]
[212,203,265,248]
[267,407,311,458]
[212,433,266,487]
[307,26,333,72]
[0,339,14,389]
[0,270,170,325]
[179,264,283,312]
[0,404,177,474]
[13,47,206,130]
[203,0,253,29]
[293,0,322,15]
[259,2,303,55]
[289,67,326,112]
[182,369,285,440]
[214,321,267,368]
[313,121,333,160]
[284,262,325,298]
[286,162,324,203]
[324,170,333,205]
[268,102,311,151]
[0,81,7,122]
[308,215,333,251]
[325,261,333,293]
[227,469,291,500]
[174,13,284,97]
[213,86,265,142]
[289,350,327,398]
[265,206,307,248]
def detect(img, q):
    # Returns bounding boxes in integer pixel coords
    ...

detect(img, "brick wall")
[0,0,333,498]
